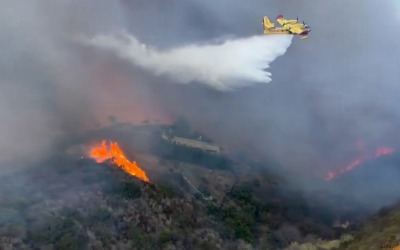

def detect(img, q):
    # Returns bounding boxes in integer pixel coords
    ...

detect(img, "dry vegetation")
[0,123,395,249]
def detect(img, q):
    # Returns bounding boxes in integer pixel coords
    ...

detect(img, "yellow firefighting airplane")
[262,15,311,39]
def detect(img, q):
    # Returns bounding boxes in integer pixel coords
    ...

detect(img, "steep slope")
[339,202,400,250]
[0,153,351,249]
[0,123,364,249]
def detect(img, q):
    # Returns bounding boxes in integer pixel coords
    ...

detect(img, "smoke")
[0,0,399,212]
[85,32,293,90]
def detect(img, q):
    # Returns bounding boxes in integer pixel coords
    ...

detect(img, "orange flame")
[89,140,149,182]
[325,144,395,181]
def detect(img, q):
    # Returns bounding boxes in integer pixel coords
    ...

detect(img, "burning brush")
[325,143,395,181]
[89,140,149,182]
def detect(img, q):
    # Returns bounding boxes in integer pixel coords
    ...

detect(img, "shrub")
[87,208,112,225]
[112,181,141,200]
[27,217,87,249]
[126,225,156,249]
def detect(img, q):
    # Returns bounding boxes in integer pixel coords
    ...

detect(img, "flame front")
[89,140,149,182]
[325,144,395,181]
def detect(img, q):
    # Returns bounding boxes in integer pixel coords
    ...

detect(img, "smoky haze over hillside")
[0,0,400,209]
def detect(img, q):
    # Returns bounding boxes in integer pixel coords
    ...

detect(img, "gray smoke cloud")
[85,32,293,90]
[0,0,167,172]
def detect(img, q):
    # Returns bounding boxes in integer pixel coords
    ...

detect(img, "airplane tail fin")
[263,16,275,30]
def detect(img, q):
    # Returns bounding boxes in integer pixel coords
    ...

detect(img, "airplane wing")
[285,19,299,24]
[276,17,286,26]
[276,16,299,26]
[287,24,305,34]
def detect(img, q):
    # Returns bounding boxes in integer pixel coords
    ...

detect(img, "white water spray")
[85,31,293,90]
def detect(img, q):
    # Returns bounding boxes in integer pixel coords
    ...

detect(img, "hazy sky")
[0,0,399,184]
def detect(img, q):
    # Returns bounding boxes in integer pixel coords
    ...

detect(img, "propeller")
[303,21,311,29]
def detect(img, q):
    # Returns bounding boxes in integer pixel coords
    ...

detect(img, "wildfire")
[89,140,149,182]
[375,146,394,157]
[325,144,395,181]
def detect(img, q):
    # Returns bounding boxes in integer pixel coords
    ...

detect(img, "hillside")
[0,123,380,249]
[337,202,400,250]
[0,137,354,249]
[0,153,352,249]
[283,157,400,250]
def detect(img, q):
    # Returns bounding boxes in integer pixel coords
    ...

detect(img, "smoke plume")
[0,0,399,212]
[85,32,293,90]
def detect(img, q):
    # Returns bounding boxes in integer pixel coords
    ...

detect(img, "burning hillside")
[325,142,395,180]
[89,140,149,182]
[0,123,396,250]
